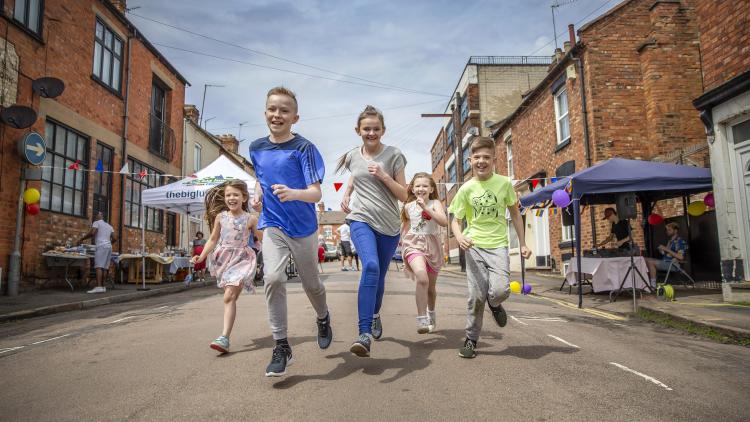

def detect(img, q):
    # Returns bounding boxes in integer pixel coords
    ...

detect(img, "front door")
[530,213,551,268]
[732,117,750,280]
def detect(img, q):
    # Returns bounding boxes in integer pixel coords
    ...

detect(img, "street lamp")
[200,84,225,128]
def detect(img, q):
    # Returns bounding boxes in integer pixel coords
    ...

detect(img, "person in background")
[337,222,355,271]
[597,208,633,250]
[192,231,207,282]
[646,222,687,287]
[79,211,116,294]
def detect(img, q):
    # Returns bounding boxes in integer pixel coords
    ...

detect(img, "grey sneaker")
[371,314,383,340]
[210,335,229,354]
[265,345,293,377]
[316,312,333,349]
[350,333,373,357]
[458,338,477,358]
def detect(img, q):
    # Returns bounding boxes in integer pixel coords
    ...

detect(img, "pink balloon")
[704,193,715,208]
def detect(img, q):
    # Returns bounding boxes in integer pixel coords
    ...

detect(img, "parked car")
[324,243,340,261]
[393,245,403,262]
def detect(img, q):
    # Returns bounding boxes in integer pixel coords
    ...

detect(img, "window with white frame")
[462,144,471,173]
[506,140,514,179]
[193,144,202,172]
[561,216,575,242]
[554,87,570,144]
[446,121,454,148]
[41,120,89,217]
[14,0,43,36]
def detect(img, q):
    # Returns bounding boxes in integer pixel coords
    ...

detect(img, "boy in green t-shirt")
[447,137,531,358]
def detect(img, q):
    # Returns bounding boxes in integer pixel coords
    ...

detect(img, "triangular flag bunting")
[189,174,197,178]
[551,177,557,183]
[334,182,343,192]
[67,160,80,170]
[95,159,104,173]
[139,169,147,179]
[119,163,129,174]
[531,179,539,188]
[445,182,456,191]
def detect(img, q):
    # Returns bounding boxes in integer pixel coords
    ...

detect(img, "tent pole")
[573,197,583,308]
[139,199,148,291]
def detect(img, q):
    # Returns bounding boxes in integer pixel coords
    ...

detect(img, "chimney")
[568,24,576,45]
[563,41,571,52]
[110,0,127,13]
[183,105,199,125]
[217,134,239,154]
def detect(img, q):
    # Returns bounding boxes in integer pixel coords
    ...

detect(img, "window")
[448,162,456,183]
[125,157,163,232]
[149,78,173,159]
[323,226,333,238]
[92,143,114,221]
[562,216,575,242]
[554,88,570,144]
[40,120,89,217]
[193,144,202,172]
[446,121,454,148]
[166,212,177,247]
[14,0,43,36]
[506,140,514,179]
[462,144,471,173]
[460,97,469,123]
[93,19,124,93]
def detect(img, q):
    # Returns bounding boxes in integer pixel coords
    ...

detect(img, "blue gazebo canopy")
[520,158,713,207]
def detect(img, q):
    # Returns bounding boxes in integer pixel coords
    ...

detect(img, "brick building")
[693,0,750,285]
[0,0,188,291]
[431,56,552,263]
[492,0,707,274]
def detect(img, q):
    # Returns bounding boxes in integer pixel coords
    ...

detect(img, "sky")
[127,0,622,209]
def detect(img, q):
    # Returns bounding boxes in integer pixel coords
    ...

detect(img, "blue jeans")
[350,221,400,334]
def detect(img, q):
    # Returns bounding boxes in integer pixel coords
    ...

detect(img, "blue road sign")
[17,132,46,166]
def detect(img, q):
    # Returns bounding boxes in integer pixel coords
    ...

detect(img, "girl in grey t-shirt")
[337,105,407,357]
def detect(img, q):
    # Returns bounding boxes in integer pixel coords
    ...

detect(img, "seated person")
[596,207,633,250]
[646,222,687,286]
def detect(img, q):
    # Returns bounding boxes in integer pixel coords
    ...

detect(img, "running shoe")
[416,316,430,334]
[427,309,436,332]
[371,314,383,340]
[317,312,333,349]
[209,335,229,354]
[350,333,373,357]
[458,338,477,358]
[265,345,293,377]
[487,302,508,327]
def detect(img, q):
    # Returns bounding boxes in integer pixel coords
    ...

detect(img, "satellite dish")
[32,77,65,98]
[0,106,37,129]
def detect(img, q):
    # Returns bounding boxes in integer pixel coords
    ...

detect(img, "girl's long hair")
[401,172,439,223]
[204,179,250,231]
[335,105,386,174]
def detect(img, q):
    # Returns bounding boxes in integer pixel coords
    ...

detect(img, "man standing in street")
[337,222,355,271]
[79,211,116,294]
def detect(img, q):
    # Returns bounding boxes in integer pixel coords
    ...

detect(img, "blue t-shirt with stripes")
[249,134,325,238]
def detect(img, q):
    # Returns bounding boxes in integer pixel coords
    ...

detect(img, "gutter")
[118,30,134,254]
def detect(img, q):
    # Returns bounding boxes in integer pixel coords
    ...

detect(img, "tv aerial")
[32,77,65,98]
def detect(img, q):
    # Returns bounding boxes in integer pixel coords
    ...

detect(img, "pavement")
[1,261,749,421]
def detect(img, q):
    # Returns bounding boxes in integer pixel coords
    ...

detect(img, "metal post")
[7,176,25,296]
[573,196,583,308]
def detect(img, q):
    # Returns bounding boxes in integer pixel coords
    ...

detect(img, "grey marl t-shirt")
[345,145,407,236]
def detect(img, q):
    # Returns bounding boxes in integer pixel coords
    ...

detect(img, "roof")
[100,0,190,86]
[318,211,346,225]
[577,0,634,33]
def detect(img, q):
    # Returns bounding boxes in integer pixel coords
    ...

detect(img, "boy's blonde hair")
[470,137,495,154]
[266,86,298,111]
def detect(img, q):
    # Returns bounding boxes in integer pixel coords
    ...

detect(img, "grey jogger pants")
[263,227,328,340]
[465,246,510,341]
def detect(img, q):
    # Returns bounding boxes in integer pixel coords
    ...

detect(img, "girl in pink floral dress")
[192,180,259,354]
[400,172,448,334]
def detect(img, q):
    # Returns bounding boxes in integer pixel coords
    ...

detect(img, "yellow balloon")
[509,281,522,294]
[687,201,706,217]
[23,188,40,204]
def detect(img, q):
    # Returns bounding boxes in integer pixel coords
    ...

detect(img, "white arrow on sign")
[26,144,45,156]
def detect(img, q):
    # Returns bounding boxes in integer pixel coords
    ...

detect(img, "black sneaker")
[317,312,333,349]
[265,345,293,377]
[458,338,477,358]
[371,315,383,340]
[350,333,373,357]
[488,302,508,327]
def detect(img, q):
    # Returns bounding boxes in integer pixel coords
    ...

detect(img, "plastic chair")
[660,251,696,288]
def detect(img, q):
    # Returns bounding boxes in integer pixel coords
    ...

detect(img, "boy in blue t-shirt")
[248,87,332,377]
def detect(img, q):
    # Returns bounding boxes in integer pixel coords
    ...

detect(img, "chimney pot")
[218,134,239,154]
[568,24,576,45]
[110,0,127,13]
[183,105,199,125]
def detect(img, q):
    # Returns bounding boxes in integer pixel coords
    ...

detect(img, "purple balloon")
[704,193,715,208]
[552,189,571,208]
[522,284,532,295]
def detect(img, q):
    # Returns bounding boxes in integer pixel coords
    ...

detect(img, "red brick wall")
[0,1,186,289]
[696,0,750,91]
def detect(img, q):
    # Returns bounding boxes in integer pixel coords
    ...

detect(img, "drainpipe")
[570,24,597,246]
[119,30,134,253]
[182,117,188,251]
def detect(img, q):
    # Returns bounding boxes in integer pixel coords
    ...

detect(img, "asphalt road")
[1,262,749,421]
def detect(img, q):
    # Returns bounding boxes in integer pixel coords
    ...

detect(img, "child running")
[249,86,332,377]
[191,180,259,355]
[400,172,448,334]
[447,137,531,358]
[338,105,408,357]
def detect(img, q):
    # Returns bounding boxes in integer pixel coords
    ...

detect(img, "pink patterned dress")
[208,211,257,291]
[401,200,443,278]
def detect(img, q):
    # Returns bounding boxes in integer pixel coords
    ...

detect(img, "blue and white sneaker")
[209,335,229,354]
[265,345,293,377]
[371,314,383,340]
[350,333,373,357]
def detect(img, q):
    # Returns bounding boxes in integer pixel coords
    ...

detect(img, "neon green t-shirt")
[447,174,517,249]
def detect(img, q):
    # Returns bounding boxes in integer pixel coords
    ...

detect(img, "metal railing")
[468,56,553,66]
[149,113,176,161]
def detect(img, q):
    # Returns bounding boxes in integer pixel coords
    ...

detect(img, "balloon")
[23,188,40,204]
[687,201,706,217]
[522,284,532,295]
[647,213,664,226]
[704,193,715,208]
[509,281,522,294]
[25,203,40,215]
[552,189,571,208]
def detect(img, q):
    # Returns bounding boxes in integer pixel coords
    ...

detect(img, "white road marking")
[153,305,168,310]
[547,334,580,348]
[510,316,528,325]
[516,316,566,322]
[109,316,137,324]
[609,362,673,391]
[0,346,25,354]
[30,334,71,345]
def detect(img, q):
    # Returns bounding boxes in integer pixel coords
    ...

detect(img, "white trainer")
[427,310,436,333]
[87,286,106,294]
[416,316,430,334]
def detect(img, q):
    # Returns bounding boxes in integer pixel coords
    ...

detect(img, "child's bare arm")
[271,182,322,204]
[425,200,449,227]
[451,217,473,250]
[341,176,354,213]
[247,214,262,242]
[192,215,221,263]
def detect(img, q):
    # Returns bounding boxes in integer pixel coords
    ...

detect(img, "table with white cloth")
[42,252,90,291]
[169,256,192,275]
[565,256,649,293]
